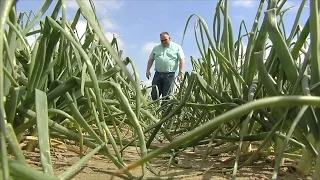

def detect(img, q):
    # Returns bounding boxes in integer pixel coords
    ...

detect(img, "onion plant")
[1,0,320,180]
[122,0,320,179]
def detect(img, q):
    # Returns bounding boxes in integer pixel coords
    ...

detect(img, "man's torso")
[150,42,182,72]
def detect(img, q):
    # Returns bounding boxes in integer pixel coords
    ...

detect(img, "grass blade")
[0,0,15,179]
[222,0,230,61]
[23,0,53,35]
[5,124,27,165]
[35,89,54,175]
[255,51,278,96]
[242,0,265,89]
[265,8,298,86]
[272,106,308,180]
[8,158,58,180]
[310,0,320,95]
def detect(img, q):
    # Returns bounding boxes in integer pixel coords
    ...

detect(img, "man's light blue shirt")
[149,42,185,72]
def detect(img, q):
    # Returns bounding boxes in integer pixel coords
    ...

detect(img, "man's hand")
[146,70,151,79]
[178,71,184,81]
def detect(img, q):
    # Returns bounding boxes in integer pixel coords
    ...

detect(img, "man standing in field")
[146,32,185,105]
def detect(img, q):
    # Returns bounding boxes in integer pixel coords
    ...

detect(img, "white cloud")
[66,1,125,52]
[65,0,123,31]
[278,0,305,14]
[71,20,89,44]
[129,44,137,49]
[75,20,87,38]
[66,0,124,14]
[104,32,124,50]
[25,24,41,47]
[26,35,38,47]
[141,42,158,56]
[233,41,270,69]
[65,1,82,9]
[70,20,126,56]
[101,19,118,30]
[95,0,124,12]
[231,0,256,8]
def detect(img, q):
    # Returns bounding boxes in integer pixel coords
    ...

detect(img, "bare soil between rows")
[22,142,312,180]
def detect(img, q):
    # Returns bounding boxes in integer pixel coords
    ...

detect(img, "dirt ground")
[23,141,312,180]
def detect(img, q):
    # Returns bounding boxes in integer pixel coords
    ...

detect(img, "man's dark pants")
[151,72,175,106]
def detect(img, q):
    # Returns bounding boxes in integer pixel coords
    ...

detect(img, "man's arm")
[146,58,154,79]
[179,58,185,73]
[146,46,156,79]
[178,58,185,80]
[177,45,185,80]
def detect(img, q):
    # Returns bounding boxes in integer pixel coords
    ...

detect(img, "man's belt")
[156,71,174,74]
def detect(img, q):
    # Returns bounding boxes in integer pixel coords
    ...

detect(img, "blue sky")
[16,0,309,83]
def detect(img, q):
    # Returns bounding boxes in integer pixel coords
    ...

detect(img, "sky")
[15,0,309,84]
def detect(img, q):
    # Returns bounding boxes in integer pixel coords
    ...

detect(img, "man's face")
[160,34,170,47]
